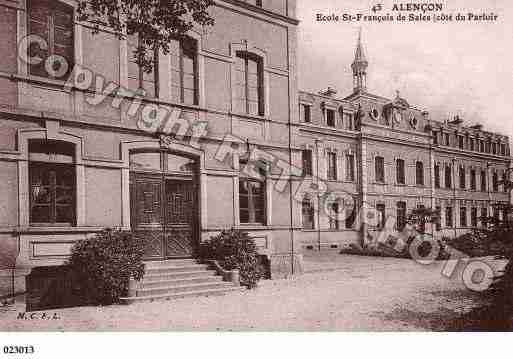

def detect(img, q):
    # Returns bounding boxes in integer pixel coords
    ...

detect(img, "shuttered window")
[235,51,264,116]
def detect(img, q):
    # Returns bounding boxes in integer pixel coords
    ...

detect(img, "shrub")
[200,229,262,289]
[67,229,146,305]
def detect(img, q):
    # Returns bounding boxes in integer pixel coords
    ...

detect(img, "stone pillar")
[359,134,369,245]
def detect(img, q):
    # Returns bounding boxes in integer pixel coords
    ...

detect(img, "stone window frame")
[229,42,270,120]
[17,122,86,228]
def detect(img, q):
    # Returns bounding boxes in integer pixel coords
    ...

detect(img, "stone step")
[143,270,218,282]
[145,264,211,274]
[121,286,243,304]
[136,281,234,297]
[140,276,223,290]
[144,259,199,268]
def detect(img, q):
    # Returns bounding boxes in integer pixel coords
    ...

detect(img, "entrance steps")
[121,259,243,304]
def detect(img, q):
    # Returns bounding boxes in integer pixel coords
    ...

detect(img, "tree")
[407,207,440,234]
[76,0,215,72]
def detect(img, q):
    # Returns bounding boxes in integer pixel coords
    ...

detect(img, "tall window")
[235,51,264,116]
[29,140,76,225]
[493,172,499,192]
[302,149,313,177]
[170,37,198,105]
[346,154,355,182]
[481,170,487,192]
[415,161,424,186]
[375,156,385,183]
[301,196,315,230]
[445,207,453,228]
[327,152,337,180]
[396,202,406,231]
[396,159,405,185]
[326,109,336,127]
[471,207,478,227]
[503,172,508,193]
[376,204,386,229]
[460,207,467,227]
[445,164,452,189]
[432,131,438,145]
[128,34,159,98]
[501,144,506,155]
[301,104,311,123]
[28,0,74,79]
[329,202,340,230]
[481,207,488,225]
[444,133,450,146]
[458,136,464,149]
[434,164,440,188]
[345,199,356,229]
[470,169,476,190]
[239,169,266,224]
[470,138,475,151]
[479,140,485,152]
[459,166,466,189]
[435,206,442,231]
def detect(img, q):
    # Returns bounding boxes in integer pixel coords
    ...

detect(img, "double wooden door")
[130,174,198,259]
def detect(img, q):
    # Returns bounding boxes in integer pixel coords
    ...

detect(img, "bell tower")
[351,29,368,93]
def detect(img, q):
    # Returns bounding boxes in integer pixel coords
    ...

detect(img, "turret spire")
[351,28,368,93]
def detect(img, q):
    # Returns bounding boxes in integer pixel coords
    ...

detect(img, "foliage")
[67,229,146,305]
[407,207,440,234]
[76,0,215,72]
[200,229,262,289]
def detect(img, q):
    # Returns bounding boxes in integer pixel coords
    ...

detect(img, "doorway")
[129,150,199,259]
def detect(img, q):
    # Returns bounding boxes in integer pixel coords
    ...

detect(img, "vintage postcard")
[0,0,512,355]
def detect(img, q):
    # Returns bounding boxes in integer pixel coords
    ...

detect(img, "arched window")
[235,51,264,116]
[28,0,74,79]
[301,196,315,230]
[29,139,76,225]
[415,161,424,186]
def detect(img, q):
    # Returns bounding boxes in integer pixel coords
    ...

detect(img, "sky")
[296,0,513,142]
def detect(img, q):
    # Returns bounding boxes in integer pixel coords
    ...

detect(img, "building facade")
[0,0,511,293]
[0,0,302,292]
[296,33,512,252]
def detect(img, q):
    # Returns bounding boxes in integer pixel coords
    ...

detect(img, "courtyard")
[1,254,507,331]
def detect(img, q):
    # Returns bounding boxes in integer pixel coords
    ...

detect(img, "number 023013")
[3,346,35,355]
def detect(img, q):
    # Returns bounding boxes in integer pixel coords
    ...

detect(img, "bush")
[67,229,146,305]
[200,230,262,289]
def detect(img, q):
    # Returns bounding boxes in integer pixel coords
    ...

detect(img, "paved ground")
[1,254,506,331]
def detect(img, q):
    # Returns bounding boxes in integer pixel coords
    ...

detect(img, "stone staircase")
[121,259,243,304]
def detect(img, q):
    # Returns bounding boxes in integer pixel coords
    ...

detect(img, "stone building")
[0,0,301,293]
[0,0,511,295]
[296,32,512,252]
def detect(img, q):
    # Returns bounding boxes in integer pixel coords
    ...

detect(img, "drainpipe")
[315,139,322,251]
[452,158,457,239]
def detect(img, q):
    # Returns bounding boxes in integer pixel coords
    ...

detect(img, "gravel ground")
[1,254,506,331]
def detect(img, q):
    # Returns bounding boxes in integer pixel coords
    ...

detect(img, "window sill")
[229,112,268,122]
[15,226,106,234]
[237,224,270,230]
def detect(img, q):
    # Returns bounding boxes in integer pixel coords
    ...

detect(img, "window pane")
[166,154,195,173]
[130,152,161,171]
[56,205,74,223]
[31,205,51,223]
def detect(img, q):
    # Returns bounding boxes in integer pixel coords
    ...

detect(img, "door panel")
[164,180,196,258]
[130,175,165,259]
[130,174,197,260]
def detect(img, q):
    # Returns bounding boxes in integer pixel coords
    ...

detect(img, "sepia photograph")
[0,0,512,354]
